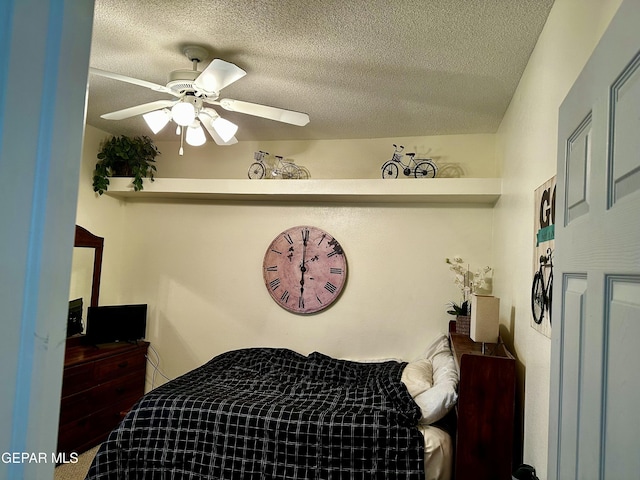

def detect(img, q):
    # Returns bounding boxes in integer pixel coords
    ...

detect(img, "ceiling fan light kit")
[142,109,171,134]
[211,116,238,142]
[90,46,310,154]
[186,122,207,147]
[171,100,197,126]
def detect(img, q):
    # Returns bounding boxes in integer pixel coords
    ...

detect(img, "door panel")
[565,115,592,225]
[608,53,640,206]
[550,1,640,479]
[602,276,640,477]
[557,275,587,480]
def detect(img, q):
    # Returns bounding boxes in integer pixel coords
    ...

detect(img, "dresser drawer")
[59,372,145,425]
[61,362,95,398]
[94,348,146,384]
[58,398,134,454]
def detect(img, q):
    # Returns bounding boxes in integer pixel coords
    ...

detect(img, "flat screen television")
[85,304,147,345]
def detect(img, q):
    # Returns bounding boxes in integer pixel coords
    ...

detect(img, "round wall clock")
[262,226,347,314]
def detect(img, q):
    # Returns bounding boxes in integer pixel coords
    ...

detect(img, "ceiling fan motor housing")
[167,69,200,94]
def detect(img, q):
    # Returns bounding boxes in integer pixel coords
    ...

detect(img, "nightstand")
[449,322,516,480]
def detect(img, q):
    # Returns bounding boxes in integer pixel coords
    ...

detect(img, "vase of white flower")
[445,256,492,322]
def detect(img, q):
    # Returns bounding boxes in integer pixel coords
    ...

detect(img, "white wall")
[77,126,496,386]
[119,200,494,380]
[153,133,496,179]
[493,0,623,475]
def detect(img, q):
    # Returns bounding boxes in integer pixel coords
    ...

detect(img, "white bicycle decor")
[248,151,310,179]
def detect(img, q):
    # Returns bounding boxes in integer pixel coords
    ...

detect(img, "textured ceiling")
[87,0,555,142]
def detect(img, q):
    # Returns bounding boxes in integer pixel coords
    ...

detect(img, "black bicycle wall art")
[531,248,553,325]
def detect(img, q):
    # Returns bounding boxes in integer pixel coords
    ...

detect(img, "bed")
[85,336,458,480]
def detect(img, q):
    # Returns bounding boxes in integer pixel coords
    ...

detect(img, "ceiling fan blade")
[90,67,181,98]
[198,110,238,146]
[100,100,177,120]
[218,99,310,126]
[194,59,246,94]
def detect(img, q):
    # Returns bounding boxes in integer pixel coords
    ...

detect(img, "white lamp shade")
[171,102,196,126]
[185,122,206,146]
[142,109,171,134]
[470,294,500,344]
[211,116,238,142]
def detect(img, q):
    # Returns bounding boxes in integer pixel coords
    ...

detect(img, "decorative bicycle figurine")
[248,151,306,179]
[531,248,553,325]
[381,144,438,179]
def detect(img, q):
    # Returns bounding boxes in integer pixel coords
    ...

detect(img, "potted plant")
[445,257,492,335]
[446,300,470,316]
[93,135,159,195]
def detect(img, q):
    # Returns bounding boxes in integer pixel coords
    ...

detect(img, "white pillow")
[414,382,458,425]
[401,358,433,397]
[423,334,450,360]
[412,335,459,424]
[431,350,458,386]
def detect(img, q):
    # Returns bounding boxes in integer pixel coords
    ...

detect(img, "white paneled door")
[548,1,640,479]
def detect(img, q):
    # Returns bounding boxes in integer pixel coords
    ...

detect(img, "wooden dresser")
[57,336,149,454]
[449,322,516,480]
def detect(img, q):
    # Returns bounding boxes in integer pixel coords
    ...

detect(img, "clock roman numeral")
[317,234,326,246]
[324,282,337,294]
[283,233,293,245]
[327,239,343,256]
[330,267,343,275]
[280,290,290,303]
[301,228,309,244]
[270,248,282,255]
[265,265,278,272]
[316,294,323,305]
[327,250,340,257]
[269,278,281,291]
[298,296,305,309]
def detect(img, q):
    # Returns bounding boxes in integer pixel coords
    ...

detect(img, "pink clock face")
[263,226,347,314]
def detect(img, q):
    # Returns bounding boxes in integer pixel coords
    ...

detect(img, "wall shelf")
[104,178,501,204]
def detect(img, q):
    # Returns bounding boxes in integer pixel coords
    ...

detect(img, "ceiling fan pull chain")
[179,127,185,156]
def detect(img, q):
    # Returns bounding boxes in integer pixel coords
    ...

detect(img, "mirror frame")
[74,225,104,307]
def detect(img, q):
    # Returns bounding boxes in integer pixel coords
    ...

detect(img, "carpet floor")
[54,445,98,480]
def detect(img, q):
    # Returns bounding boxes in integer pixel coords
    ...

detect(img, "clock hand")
[299,228,309,306]
[300,228,308,269]
[300,266,306,307]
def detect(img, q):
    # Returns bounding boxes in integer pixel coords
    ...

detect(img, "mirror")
[69,248,95,320]
[69,226,104,321]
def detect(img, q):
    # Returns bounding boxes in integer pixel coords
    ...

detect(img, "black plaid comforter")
[86,348,425,479]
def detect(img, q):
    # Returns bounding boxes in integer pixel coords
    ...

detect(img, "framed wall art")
[531,176,555,337]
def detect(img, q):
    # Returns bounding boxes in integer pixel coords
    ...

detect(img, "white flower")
[445,257,492,300]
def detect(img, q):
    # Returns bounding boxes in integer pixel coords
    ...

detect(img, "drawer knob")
[118,361,129,368]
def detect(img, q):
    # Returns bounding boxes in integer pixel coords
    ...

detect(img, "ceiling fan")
[90,46,310,152]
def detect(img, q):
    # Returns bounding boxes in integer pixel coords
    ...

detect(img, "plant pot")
[455,315,471,336]
[110,164,133,177]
